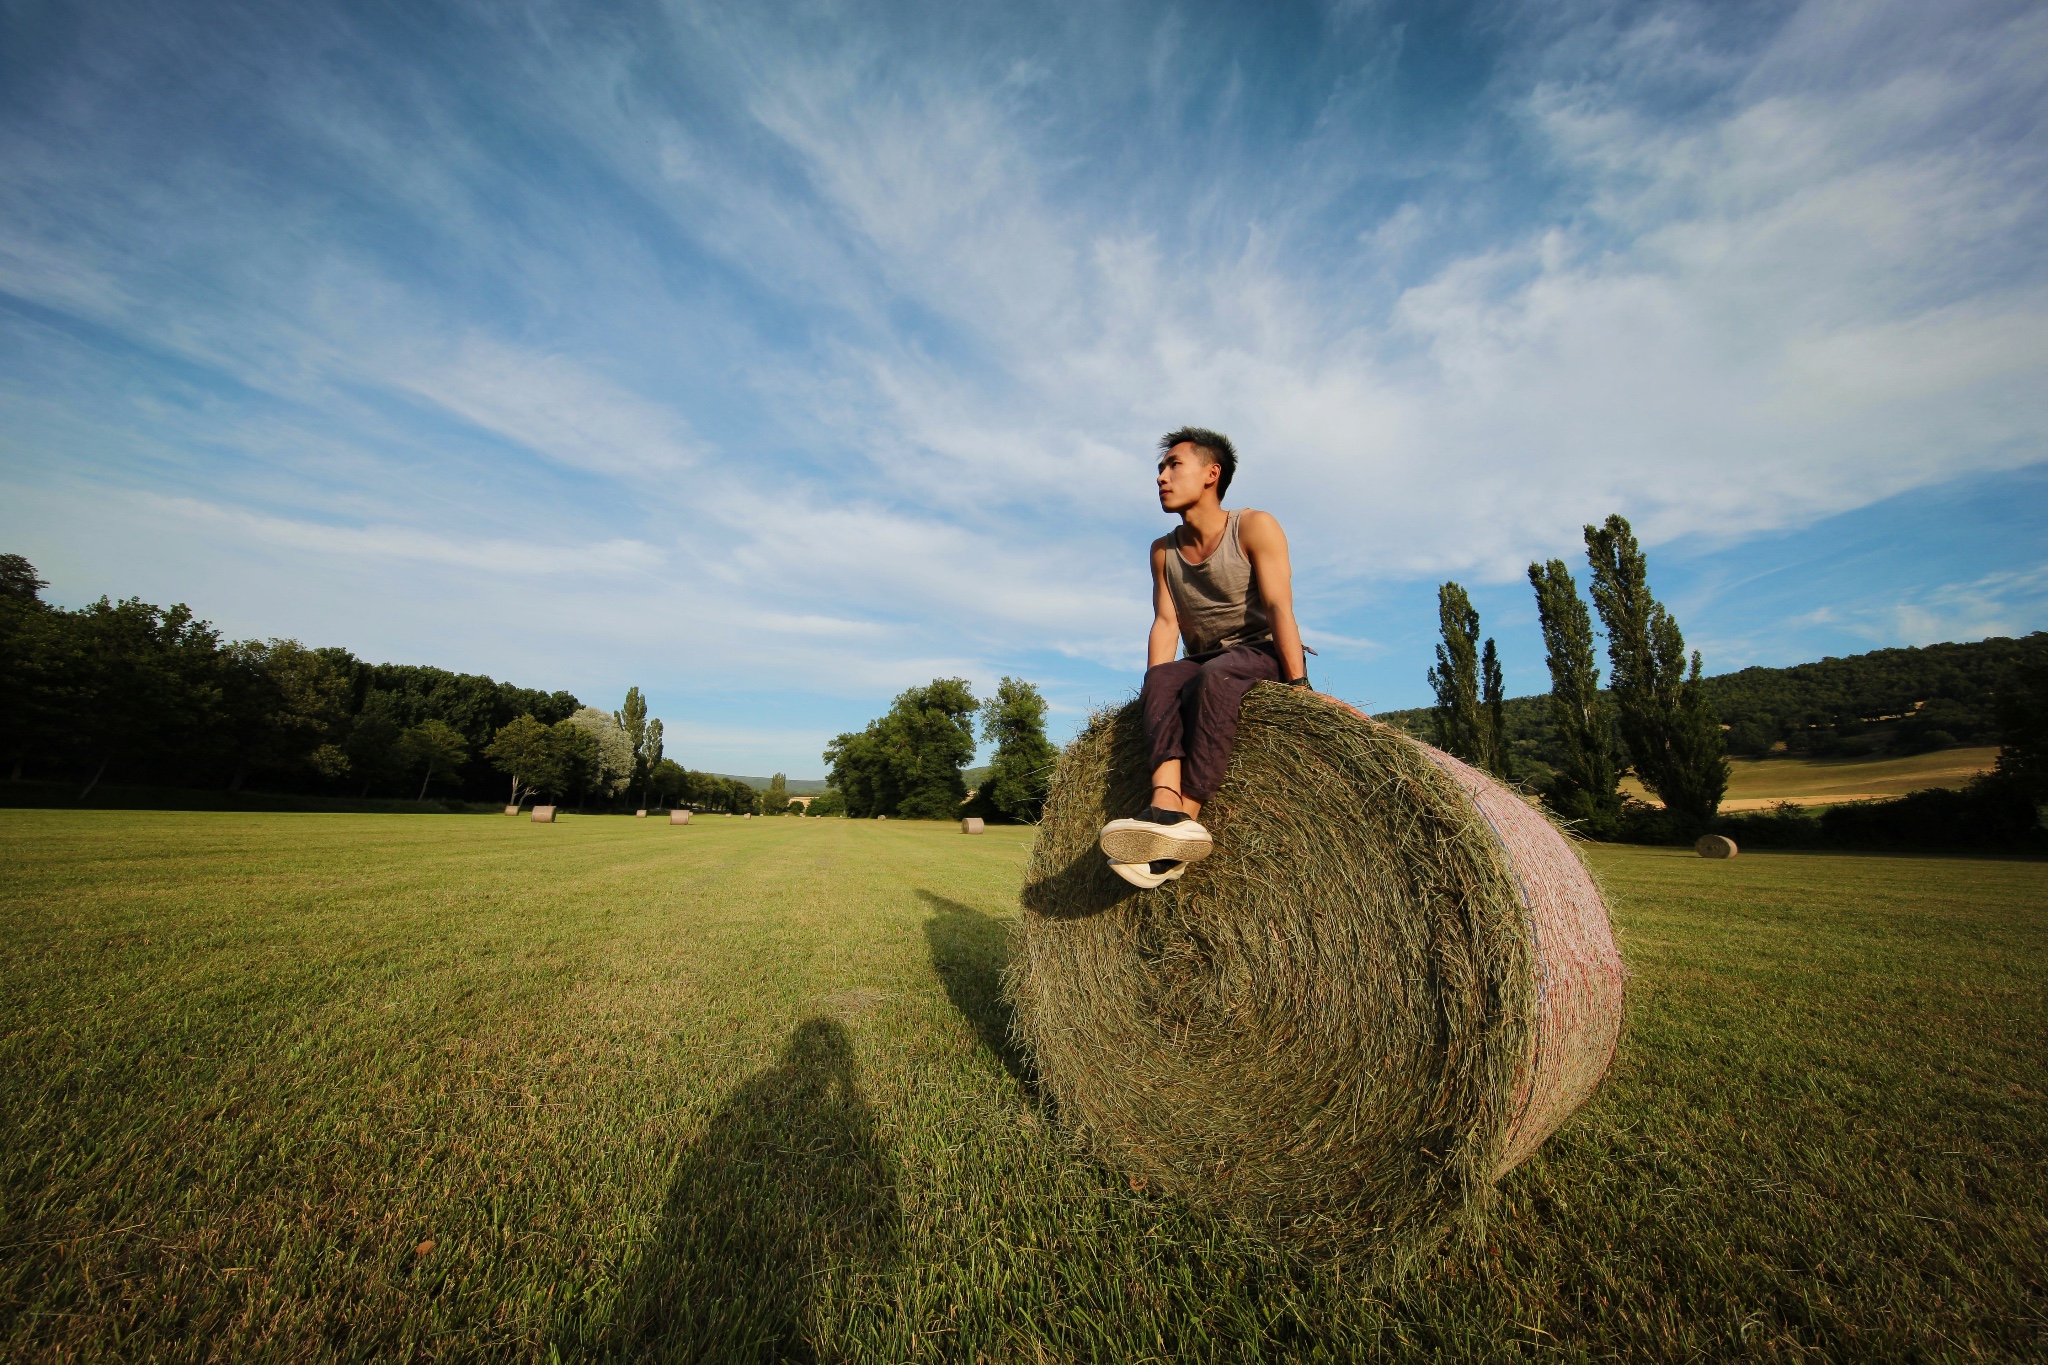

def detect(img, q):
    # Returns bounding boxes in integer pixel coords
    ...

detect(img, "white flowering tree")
[569,706,635,799]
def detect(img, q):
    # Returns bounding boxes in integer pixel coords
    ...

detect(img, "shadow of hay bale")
[1009,685,1624,1264]
[595,1019,899,1361]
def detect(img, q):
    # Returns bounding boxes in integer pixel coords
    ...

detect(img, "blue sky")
[2,0,2044,776]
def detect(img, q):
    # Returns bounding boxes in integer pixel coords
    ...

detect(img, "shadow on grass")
[917,890,1034,1088]
[603,1018,899,1362]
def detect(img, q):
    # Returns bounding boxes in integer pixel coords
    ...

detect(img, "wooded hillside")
[1377,632,2048,778]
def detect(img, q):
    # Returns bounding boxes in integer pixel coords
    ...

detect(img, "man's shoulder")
[1236,507,1284,534]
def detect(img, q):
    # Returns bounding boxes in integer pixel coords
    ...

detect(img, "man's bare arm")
[1148,541,1181,669]
[1239,510,1308,681]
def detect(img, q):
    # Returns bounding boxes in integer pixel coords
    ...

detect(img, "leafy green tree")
[823,728,894,818]
[1992,659,2048,802]
[61,598,226,798]
[825,678,979,819]
[977,676,1056,822]
[1584,514,1727,828]
[807,789,846,817]
[0,553,43,603]
[544,719,600,803]
[569,706,634,803]
[486,714,553,805]
[617,686,650,803]
[642,718,664,807]
[767,772,788,811]
[218,639,355,792]
[1527,558,1623,829]
[400,719,469,800]
[1481,639,1511,780]
[0,555,57,780]
[344,692,408,795]
[647,756,687,808]
[1426,583,1506,776]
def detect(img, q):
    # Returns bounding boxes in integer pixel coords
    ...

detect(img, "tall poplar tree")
[1527,557,1622,828]
[1583,514,1727,827]
[1427,582,1508,777]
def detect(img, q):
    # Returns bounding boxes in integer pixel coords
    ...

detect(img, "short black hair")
[1158,426,1237,500]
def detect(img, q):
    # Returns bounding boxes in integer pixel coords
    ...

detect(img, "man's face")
[1156,442,1217,513]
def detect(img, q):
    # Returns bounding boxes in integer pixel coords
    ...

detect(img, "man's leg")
[1101,658,1218,875]
[1140,658,1203,814]
[1179,645,1286,809]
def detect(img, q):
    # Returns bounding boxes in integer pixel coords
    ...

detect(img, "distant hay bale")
[670,810,692,825]
[503,805,520,816]
[530,806,557,823]
[635,809,648,818]
[1695,834,1739,859]
[962,817,986,834]
[1011,686,1624,1258]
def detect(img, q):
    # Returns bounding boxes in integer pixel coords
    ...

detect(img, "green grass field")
[2,812,2043,1362]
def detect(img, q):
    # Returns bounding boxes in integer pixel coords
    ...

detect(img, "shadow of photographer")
[605,1018,898,1362]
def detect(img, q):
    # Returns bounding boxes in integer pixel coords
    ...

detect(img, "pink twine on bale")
[1317,696,1625,1178]
[1419,748,1626,1177]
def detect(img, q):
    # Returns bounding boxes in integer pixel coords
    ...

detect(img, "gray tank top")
[1161,508,1271,657]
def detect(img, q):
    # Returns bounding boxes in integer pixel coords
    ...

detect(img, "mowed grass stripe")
[1,812,2043,1361]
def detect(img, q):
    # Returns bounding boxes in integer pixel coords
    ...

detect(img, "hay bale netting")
[962,817,986,834]
[670,809,693,825]
[1695,833,1738,859]
[531,805,557,823]
[1011,685,1624,1254]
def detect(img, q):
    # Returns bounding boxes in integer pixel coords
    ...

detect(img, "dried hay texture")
[1695,834,1739,859]
[670,810,692,825]
[503,805,521,816]
[962,817,987,834]
[1010,685,1624,1256]
[530,806,557,823]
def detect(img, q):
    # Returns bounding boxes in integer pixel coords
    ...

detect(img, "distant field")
[1,813,2042,1361]
[1622,745,1999,811]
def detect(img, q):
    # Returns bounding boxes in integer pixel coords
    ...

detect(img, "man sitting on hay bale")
[1098,427,1311,888]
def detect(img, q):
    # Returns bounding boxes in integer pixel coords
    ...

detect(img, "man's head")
[1155,426,1237,513]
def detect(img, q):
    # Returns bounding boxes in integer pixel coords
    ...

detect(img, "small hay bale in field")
[962,817,986,834]
[670,810,692,825]
[530,805,557,823]
[1695,833,1738,859]
[635,809,648,818]
[1011,685,1624,1258]
[503,805,520,816]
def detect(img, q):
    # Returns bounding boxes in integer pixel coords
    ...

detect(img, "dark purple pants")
[1141,643,1285,803]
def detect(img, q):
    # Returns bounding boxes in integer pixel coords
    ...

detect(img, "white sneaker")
[1100,815,1214,865]
[1107,858,1187,889]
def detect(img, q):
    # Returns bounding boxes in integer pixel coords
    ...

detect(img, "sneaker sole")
[1107,859,1187,889]
[1099,818,1214,865]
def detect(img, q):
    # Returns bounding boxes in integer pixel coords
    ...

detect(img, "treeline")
[1391,519,2047,848]
[0,554,761,813]
[1385,633,2048,771]
[816,676,1056,821]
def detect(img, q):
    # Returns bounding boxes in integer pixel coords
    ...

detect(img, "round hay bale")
[962,817,986,834]
[1695,833,1738,859]
[1011,686,1624,1256]
[530,805,557,823]
[670,810,692,825]
[503,805,521,816]
[635,809,648,818]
